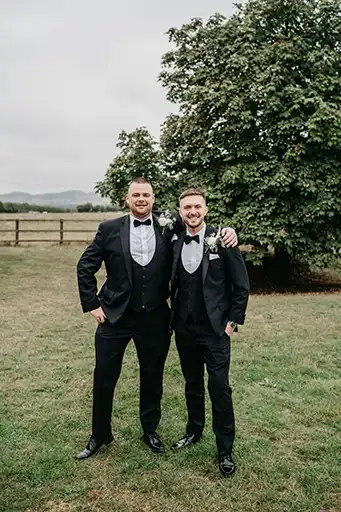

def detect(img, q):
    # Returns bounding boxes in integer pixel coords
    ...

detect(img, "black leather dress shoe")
[143,432,165,453]
[75,434,114,460]
[218,453,236,476]
[171,433,202,450]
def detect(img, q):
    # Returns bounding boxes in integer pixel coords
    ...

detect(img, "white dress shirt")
[129,214,156,266]
[181,224,206,274]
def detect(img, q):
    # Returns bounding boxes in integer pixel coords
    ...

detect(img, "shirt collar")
[186,223,206,242]
[129,213,153,225]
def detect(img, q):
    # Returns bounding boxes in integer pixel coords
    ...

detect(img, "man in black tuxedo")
[170,188,250,476]
[75,178,238,459]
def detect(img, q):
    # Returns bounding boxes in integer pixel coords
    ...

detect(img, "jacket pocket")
[103,286,116,304]
[218,302,228,313]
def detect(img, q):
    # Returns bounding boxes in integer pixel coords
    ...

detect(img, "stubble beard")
[185,216,204,232]
[131,203,152,219]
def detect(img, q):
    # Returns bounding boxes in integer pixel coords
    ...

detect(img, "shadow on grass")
[247,259,341,294]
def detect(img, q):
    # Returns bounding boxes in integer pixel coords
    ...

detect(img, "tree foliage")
[76,203,120,212]
[96,127,178,210]
[0,202,71,213]
[159,0,341,265]
[100,0,341,266]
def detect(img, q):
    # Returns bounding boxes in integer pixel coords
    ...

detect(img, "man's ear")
[178,207,184,220]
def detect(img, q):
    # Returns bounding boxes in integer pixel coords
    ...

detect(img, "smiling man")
[170,188,250,476]
[75,178,238,460]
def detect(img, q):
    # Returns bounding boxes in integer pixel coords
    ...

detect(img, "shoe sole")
[218,464,236,477]
[148,446,165,454]
[171,438,202,451]
[142,436,165,454]
[75,438,113,460]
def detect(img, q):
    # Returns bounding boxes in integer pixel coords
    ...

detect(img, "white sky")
[1,0,235,194]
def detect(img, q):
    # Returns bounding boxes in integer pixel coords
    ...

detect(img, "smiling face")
[179,194,208,233]
[126,181,155,219]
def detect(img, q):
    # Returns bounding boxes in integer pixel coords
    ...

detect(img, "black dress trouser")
[92,302,171,441]
[174,314,235,455]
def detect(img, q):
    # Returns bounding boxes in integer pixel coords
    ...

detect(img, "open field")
[0,213,122,244]
[0,246,340,512]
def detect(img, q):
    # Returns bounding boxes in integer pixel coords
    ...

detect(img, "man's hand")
[221,227,238,248]
[90,306,106,324]
[225,322,238,337]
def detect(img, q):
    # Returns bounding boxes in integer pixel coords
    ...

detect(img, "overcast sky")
[1,0,235,194]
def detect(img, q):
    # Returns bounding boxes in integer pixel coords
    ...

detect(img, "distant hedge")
[0,202,73,213]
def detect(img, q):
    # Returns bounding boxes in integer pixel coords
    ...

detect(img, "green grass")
[0,246,340,512]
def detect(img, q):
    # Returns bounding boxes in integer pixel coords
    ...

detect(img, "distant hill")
[0,190,110,209]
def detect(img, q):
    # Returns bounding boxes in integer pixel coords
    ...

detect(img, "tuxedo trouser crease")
[92,303,171,440]
[175,316,235,454]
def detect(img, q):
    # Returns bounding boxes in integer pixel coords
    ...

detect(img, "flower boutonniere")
[204,227,223,253]
[158,210,176,234]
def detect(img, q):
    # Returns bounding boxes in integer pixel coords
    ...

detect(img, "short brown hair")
[129,176,152,187]
[179,188,206,202]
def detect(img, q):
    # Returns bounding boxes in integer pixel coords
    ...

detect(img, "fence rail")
[0,218,99,245]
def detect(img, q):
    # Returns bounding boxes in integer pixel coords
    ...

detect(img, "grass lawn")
[0,246,340,512]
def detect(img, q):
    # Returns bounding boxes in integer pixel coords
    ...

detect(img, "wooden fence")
[0,217,98,245]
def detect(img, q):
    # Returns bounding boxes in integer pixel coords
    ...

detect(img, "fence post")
[59,219,64,245]
[15,219,19,245]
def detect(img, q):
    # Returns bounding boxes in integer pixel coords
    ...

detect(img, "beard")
[185,216,204,228]
[130,203,153,218]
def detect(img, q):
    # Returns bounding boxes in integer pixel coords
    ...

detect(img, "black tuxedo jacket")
[170,227,250,336]
[77,214,174,324]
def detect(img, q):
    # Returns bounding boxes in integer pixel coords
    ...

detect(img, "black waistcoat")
[129,250,169,313]
[175,258,208,322]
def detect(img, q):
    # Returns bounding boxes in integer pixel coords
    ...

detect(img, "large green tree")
[159,0,341,265]
[96,127,180,210]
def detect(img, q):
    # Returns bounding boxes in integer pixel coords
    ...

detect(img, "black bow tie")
[184,234,200,244]
[133,218,152,227]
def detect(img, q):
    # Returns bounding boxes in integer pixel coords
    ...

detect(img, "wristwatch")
[227,321,238,332]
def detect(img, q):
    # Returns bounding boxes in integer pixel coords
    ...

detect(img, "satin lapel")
[202,225,214,284]
[171,232,184,285]
[152,213,164,252]
[120,215,133,286]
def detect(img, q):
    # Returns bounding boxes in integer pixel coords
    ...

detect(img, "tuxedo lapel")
[152,213,164,252]
[120,215,133,286]
[171,232,184,285]
[202,226,214,284]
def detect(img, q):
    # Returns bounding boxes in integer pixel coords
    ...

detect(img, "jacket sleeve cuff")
[81,297,101,313]
[227,312,246,325]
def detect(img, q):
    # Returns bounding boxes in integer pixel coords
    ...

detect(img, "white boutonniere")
[204,227,223,253]
[158,210,176,234]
